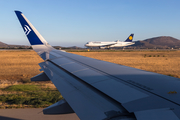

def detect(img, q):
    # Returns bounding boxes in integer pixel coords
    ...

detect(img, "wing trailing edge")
[31,72,50,81]
[43,99,74,114]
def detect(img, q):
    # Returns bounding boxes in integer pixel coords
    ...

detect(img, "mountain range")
[1,36,180,49]
[0,42,30,49]
[130,36,180,49]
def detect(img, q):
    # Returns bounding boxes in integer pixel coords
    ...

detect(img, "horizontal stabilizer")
[31,72,50,81]
[43,99,74,114]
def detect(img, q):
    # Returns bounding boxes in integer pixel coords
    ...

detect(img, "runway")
[0,108,80,120]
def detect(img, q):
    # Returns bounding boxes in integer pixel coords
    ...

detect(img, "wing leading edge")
[15,11,180,120]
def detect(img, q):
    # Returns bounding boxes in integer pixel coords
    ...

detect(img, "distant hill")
[0,41,8,48]
[131,36,180,49]
[0,41,30,49]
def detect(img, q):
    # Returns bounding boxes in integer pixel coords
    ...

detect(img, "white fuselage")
[85,41,134,48]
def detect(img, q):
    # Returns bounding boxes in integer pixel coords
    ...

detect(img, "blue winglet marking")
[15,11,43,45]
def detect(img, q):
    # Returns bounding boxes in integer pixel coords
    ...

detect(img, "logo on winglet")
[24,25,31,35]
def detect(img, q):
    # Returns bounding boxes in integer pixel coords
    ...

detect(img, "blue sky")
[1,0,180,47]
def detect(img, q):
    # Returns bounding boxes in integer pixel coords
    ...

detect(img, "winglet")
[15,11,47,45]
[125,34,134,42]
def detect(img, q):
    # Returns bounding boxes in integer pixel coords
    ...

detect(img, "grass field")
[0,50,43,81]
[0,50,180,81]
[0,50,180,108]
[0,84,62,108]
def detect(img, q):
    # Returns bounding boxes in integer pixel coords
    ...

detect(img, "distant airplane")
[15,11,180,120]
[85,34,134,49]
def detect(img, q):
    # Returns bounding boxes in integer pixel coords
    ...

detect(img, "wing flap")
[39,61,135,120]
[135,108,179,120]
[56,50,180,105]
[49,50,180,114]
[122,95,177,113]
[49,56,149,104]
[43,99,74,114]
[92,79,148,104]
[31,72,50,81]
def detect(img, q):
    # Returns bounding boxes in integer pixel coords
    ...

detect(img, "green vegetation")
[0,85,63,108]
[4,85,41,92]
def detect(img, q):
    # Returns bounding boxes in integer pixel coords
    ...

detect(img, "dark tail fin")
[125,34,134,42]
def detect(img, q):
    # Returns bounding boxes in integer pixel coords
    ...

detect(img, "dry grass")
[70,51,180,78]
[0,50,43,81]
[0,50,180,81]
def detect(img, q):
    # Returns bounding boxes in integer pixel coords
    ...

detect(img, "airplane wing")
[15,11,180,120]
[100,43,117,48]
